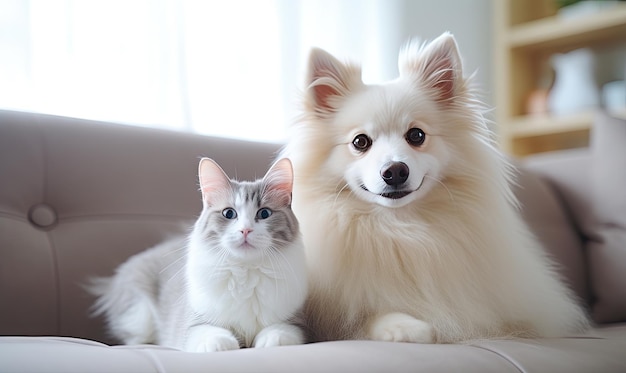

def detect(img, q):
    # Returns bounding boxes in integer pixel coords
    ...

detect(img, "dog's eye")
[406,128,426,147]
[352,134,372,152]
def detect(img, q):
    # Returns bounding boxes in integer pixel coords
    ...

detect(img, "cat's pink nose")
[241,228,253,239]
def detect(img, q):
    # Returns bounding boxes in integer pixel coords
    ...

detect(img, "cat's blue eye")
[256,208,272,220]
[222,208,237,219]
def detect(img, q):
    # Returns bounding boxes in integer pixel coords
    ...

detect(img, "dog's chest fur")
[298,199,481,341]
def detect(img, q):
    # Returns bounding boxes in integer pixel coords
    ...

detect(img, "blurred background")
[0,0,624,156]
[0,0,493,142]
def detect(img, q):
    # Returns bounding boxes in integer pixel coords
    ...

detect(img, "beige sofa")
[1,109,625,372]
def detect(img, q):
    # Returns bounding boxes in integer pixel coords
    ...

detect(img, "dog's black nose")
[381,162,409,186]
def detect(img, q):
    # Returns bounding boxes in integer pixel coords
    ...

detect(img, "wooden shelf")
[508,4,626,52]
[494,0,626,157]
[507,111,594,138]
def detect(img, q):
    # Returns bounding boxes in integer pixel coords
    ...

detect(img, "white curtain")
[0,0,403,142]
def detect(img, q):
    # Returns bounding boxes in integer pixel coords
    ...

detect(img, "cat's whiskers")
[165,263,187,301]
[207,246,232,283]
[267,243,302,301]
[160,244,187,277]
[260,246,281,325]
[162,242,188,256]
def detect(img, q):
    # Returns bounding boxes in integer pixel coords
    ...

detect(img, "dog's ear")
[306,48,362,117]
[400,32,463,104]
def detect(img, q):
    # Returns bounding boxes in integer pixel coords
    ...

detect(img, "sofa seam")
[47,140,63,339]
[0,211,193,222]
[467,344,526,373]
[37,116,64,338]
[56,213,195,223]
[133,348,168,373]
[0,211,29,222]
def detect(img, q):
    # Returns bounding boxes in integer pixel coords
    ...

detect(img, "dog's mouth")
[359,176,425,200]
[360,185,413,200]
[382,190,413,199]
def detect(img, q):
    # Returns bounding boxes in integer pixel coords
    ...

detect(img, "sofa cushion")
[2,333,626,373]
[513,163,589,305]
[523,149,595,242]
[588,112,626,323]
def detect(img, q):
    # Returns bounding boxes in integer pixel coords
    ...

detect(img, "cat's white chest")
[186,256,304,337]
[182,226,307,348]
[223,266,264,305]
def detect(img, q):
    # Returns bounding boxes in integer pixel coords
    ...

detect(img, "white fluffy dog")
[282,32,589,343]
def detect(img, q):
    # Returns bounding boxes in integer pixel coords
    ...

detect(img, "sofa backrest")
[0,110,281,344]
[518,150,593,309]
[2,109,611,344]
[523,113,626,325]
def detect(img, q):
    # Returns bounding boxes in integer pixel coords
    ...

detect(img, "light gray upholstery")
[1,109,625,372]
[0,110,280,344]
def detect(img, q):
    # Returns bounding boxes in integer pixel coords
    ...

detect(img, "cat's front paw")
[368,312,434,343]
[185,325,240,352]
[253,323,304,348]
[193,334,240,352]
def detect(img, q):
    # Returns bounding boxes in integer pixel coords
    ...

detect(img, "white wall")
[355,0,494,109]
[0,0,496,140]
[399,0,494,108]
[288,0,494,107]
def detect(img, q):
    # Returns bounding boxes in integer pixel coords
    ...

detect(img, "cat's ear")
[263,158,293,206]
[306,47,362,117]
[198,158,231,204]
[399,32,463,104]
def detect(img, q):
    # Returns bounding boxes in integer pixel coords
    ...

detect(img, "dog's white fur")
[282,33,590,343]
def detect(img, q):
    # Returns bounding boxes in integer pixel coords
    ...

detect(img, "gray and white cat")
[89,158,308,352]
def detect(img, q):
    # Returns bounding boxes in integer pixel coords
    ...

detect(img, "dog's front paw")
[368,312,434,343]
[253,323,304,348]
[185,325,240,352]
